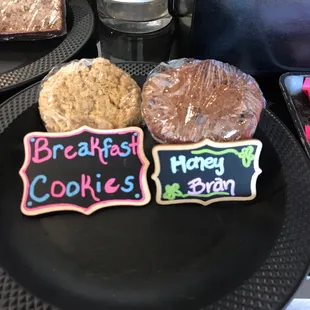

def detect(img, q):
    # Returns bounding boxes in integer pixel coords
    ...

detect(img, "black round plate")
[0,63,310,310]
[0,0,94,93]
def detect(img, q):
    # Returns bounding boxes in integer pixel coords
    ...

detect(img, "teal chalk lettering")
[214,157,225,176]
[204,157,215,170]
[66,181,80,197]
[170,154,225,175]
[52,144,64,159]
[29,175,50,203]
[186,157,199,171]
[120,141,131,157]
[78,142,93,157]
[170,155,186,174]
[96,173,102,193]
[121,176,134,193]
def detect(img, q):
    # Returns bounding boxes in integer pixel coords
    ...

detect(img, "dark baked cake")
[0,0,66,39]
[141,59,266,144]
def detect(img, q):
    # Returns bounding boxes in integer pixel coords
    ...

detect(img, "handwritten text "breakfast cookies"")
[20,127,150,214]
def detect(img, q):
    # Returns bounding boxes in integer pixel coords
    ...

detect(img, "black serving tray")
[0,63,310,310]
[279,73,310,158]
[0,0,94,96]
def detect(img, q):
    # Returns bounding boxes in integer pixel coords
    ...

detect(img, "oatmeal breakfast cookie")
[38,58,142,132]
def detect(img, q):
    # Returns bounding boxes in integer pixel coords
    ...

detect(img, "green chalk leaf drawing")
[162,183,230,200]
[191,145,255,168]
[163,183,183,200]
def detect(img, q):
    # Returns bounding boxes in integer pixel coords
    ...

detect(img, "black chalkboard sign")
[19,126,151,216]
[152,139,262,206]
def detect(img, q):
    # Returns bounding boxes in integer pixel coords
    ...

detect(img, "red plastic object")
[305,125,310,143]
[302,77,310,100]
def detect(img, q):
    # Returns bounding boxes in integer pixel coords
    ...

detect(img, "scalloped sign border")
[19,126,151,216]
[152,138,263,206]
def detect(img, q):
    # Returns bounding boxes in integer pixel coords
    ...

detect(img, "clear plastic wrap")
[38,58,142,132]
[141,58,266,144]
[0,0,67,41]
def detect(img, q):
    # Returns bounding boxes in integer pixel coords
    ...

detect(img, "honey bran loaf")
[141,59,265,144]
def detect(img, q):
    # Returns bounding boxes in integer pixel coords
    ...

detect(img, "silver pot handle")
[168,0,194,17]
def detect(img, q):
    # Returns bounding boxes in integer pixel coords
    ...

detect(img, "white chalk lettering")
[170,155,225,176]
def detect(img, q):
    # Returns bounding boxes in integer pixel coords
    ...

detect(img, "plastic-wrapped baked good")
[39,58,142,132]
[0,0,66,41]
[141,58,266,144]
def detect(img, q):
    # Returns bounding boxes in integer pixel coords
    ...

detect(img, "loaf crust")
[0,0,65,38]
[39,58,142,132]
[141,59,266,144]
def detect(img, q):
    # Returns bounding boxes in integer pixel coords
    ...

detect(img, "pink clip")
[305,125,310,143]
[302,78,310,100]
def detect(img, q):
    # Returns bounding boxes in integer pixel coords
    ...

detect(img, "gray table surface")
[286,276,310,309]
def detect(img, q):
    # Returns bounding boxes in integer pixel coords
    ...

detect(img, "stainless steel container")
[97,0,172,33]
